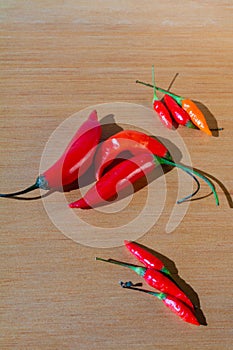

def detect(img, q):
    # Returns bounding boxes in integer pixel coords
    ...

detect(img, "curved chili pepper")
[163,94,196,128]
[124,240,171,275]
[96,258,194,309]
[151,66,174,129]
[0,110,101,197]
[120,281,200,326]
[69,151,203,208]
[136,80,212,135]
[69,150,218,208]
[95,130,171,180]
[109,130,170,157]
[69,152,156,208]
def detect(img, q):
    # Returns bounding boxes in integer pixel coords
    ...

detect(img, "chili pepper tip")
[88,109,98,121]
[124,239,130,245]
[69,198,91,209]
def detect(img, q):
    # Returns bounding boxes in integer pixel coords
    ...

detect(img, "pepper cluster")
[0,110,219,206]
[0,85,219,327]
[96,241,200,326]
[69,126,219,208]
[136,66,212,135]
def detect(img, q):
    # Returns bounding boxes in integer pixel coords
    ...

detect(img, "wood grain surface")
[1,1,233,349]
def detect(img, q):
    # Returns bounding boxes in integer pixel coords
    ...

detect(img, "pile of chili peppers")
[96,240,200,326]
[136,66,213,135]
[0,110,219,206]
[0,79,220,327]
[69,128,219,208]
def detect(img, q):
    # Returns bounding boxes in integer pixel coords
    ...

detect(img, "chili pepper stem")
[0,175,49,197]
[186,120,197,129]
[176,171,201,203]
[120,281,166,300]
[136,80,183,105]
[152,65,158,102]
[154,156,219,206]
[95,257,146,276]
[161,266,172,275]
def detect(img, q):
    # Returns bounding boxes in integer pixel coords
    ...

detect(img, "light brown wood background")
[1,1,233,349]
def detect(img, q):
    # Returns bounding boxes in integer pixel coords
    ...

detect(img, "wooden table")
[1,1,232,349]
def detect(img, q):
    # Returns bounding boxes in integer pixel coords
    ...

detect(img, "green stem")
[136,79,183,105]
[178,171,201,203]
[152,65,158,101]
[120,281,166,300]
[210,128,224,131]
[154,156,219,206]
[0,182,39,197]
[95,257,146,277]
[0,175,48,197]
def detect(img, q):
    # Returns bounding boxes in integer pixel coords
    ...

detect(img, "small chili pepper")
[124,240,171,275]
[120,281,200,326]
[151,66,174,129]
[163,94,196,128]
[136,80,212,136]
[96,257,194,309]
[69,152,203,208]
[95,130,171,180]
[69,151,218,208]
[0,110,101,197]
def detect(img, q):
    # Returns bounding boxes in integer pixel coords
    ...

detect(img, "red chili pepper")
[163,94,196,128]
[124,240,171,275]
[136,80,212,135]
[152,66,174,129]
[110,130,170,158]
[120,281,200,326]
[153,100,174,129]
[96,258,194,309]
[69,151,219,208]
[95,130,171,180]
[69,152,156,208]
[0,110,101,197]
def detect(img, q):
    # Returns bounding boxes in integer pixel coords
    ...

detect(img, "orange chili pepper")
[181,99,211,136]
[136,80,212,136]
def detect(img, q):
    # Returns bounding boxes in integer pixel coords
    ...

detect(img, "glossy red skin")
[69,152,156,209]
[143,269,194,309]
[124,240,165,271]
[95,130,170,180]
[109,130,169,157]
[163,94,193,126]
[162,294,200,325]
[153,100,173,129]
[43,110,101,189]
